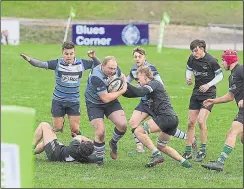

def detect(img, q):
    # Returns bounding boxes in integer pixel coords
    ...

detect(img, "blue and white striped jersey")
[47,58,98,102]
[85,64,121,104]
[126,61,164,103]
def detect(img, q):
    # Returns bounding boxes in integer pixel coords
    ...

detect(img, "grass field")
[1,45,243,188]
[1,1,243,26]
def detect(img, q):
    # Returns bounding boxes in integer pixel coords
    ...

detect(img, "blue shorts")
[86,100,123,121]
[51,99,80,117]
[135,101,149,113]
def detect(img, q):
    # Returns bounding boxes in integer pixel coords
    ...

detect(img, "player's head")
[190,39,206,59]
[62,41,75,64]
[221,49,238,70]
[102,56,118,77]
[77,141,94,160]
[137,66,153,86]
[133,46,146,67]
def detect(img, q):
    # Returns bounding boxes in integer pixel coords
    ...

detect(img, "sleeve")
[149,65,159,76]
[186,69,193,79]
[29,58,49,69]
[236,66,244,79]
[210,58,222,75]
[91,76,107,94]
[47,59,58,70]
[127,70,134,83]
[207,72,223,87]
[154,74,164,85]
[126,83,151,97]
[82,57,101,70]
[186,56,193,71]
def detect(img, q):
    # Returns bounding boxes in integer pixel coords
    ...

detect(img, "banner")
[1,20,20,45]
[1,105,36,188]
[72,24,149,46]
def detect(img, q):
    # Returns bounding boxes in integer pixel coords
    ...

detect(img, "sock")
[217,144,233,164]
[174,128,187,139]
[200,143,206,153]
[131,128,140,144]
[180,158,186,164]
[112,128,125,144]
[185,145,192,153]
[152,148,160,156]
[94,141,105,160]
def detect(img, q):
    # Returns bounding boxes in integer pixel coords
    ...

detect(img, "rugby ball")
[107,77,123,93]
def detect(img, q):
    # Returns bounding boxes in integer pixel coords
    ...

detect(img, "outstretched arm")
[20,53,48,69]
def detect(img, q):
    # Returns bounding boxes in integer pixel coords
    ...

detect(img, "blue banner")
[72,24,149,46]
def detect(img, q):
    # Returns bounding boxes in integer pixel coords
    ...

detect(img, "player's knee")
[116,122,127,132]
[134,126,144,136]
[96,129,105,140]
[197,118,206,128]
[129,118,138,128]
[188,119,196,128]
[39,122,51,130]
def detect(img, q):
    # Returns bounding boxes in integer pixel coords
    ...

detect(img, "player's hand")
[199,84,210,93]
[203,99,215,107]
[87,50,95,58]
[20,53,30,62]
[238,99,243,108]
[186,78,192,85]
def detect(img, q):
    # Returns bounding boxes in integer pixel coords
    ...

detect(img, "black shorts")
[51,99,80,117]
[234,108,244,124]
[44,139,63,161]
[86,100,123,121]
[153,114,179,136]
[189,93,216,112]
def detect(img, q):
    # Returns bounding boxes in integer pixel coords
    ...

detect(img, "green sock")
[217,144,233,164]
[181,159,192,168]
[200,143,206,153]
[152,148,160,156]
[185,145,192,152]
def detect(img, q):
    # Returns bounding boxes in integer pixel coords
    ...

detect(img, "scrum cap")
[222,49,238,65]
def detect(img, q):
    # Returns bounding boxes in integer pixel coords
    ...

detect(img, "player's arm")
[207,60,223,87]
[203,92,234,107]
[82,50,102,70]
[186,56,193,85]
[92,76,127,103]
[73,135,93,143]
[125,83,151,98]
[20,53,48,69]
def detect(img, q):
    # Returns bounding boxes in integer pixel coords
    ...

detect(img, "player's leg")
[183,95,200,159]
[134,119,164,167]
[129,102,149,152]
[195,107,210,162]
[67,101,81,136]
[202,121,243,171]
[34,122,57,154]
[106,101,127,159]
[86,102,105,165]
[157,131,192,168]
[51,99,65,132]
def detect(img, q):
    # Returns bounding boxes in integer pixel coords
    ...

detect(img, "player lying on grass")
[33,122,94,163]
[20,41,101,137]
[201,49,243,171]
[122,66,192,168]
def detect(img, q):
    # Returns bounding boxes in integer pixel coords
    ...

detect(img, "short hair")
[62,41,75,51]
[137,66,153,80]
[77,141,94,158]
[102,56,117,65]
[133,46,146,56]
[190,39,206,51]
